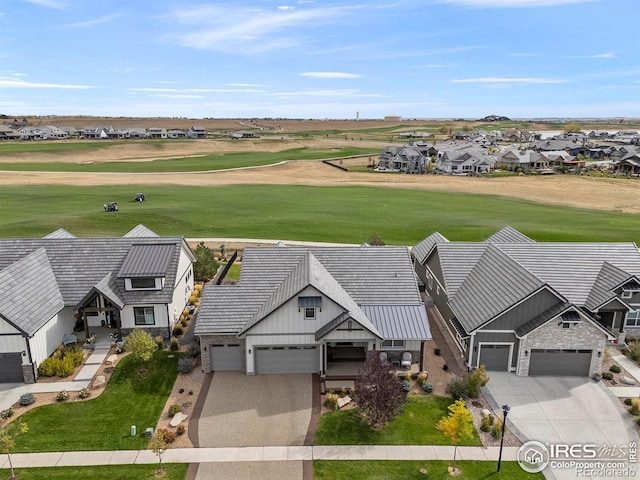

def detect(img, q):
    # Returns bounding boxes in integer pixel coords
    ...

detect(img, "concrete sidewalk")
[608,349,640,398]
[0,344,110,411]
[0,445,520,469]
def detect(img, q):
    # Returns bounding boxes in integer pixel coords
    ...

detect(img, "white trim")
[467,333,475,367]
[475,329,514,334]
[477,342,514,372]
[622,291,633,299]
[523,306,614,340]
[425,265,446,295]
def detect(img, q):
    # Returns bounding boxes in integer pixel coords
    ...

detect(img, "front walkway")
[0,342,110,410]
[607,349,640,397]
[0,445,521,469]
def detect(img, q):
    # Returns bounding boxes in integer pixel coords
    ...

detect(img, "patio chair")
[379,351,389,364]
[401,351,412,369]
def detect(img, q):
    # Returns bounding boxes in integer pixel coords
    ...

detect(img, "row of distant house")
[0,125,209,141]
[378,136,640,176]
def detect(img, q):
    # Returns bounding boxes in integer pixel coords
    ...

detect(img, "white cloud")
[130,87,264,93]
[146,94,205,99]
[453,77,567,84]
[594,52,616,59]
[62,13,121,28]
[300,72,361,79]
[227,83,267,87]
[278,5,295,10]
[0,78,93,89]
[270,89,384,98]
[22,0,68,9]
[436,0,596,7]
[510,53,543,57]
[166,4,359,52]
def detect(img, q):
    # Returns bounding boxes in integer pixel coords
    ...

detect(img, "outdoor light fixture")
[525,350,529,357]
[21,351,26,356]
[497,404,510,473]
[248,349,252,354]
[598,351,602,357]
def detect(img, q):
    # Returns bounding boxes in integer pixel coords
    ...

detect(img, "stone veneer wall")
[199,335,246,373]
[22,364,35,384]
[517,318,606,376]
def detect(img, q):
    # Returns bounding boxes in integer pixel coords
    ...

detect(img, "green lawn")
[314,460,544,480]
[0,184,639,244]
[0,464,188,480]
[0,147,374,172]
[315,395,481,446]
[11,351,178,452]
[0,140,173,154]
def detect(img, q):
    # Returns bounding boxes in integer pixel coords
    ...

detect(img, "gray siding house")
[0,225,195,383]
[195,245,431,375]
[413,226,640,377]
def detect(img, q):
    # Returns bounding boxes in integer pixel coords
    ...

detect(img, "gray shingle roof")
[123,224,159,238]
[436,243,489,295]
[412,232,449,264]
[0,248,64,336]
[43,228,77,239]
[196,245,424,339]
[449,244,545,332]
[484,226,535,244]
[0,236,186,307]
[584,262,631,311]
[118,244,174,277]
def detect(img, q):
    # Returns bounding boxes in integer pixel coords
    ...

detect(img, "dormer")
[118,244,174,291]
[620,279,640,300]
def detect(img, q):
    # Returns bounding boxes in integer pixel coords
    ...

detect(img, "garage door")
[0,353,23,383]
[478,345,510,371]
[255,346,318,374]
[529,349,592,376]
[210,344,242,371]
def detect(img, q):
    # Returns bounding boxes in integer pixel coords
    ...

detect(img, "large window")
[625,310,640,327]
[131,278,156,289]
[382,340,405,348]
[134,307,155,325]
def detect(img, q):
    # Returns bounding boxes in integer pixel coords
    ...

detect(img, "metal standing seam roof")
[360,305,431,340]
[436,243,490,295]
[43,228,77,239]
[0,248,64,336]
[118,243,175,277]
[484,226,535,244]
[584,262,633,311]
[123,224,159,238]
[449,244,545,332]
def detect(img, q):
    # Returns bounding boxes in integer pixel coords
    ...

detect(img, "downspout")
[166,304,172,339]
[25,335,35,383]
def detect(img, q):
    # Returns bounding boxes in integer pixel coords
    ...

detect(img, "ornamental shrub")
[55,356,75,377]
[176,425,186,436]
[173,325,184,336]
[177,357,194,374]
[480,414,492,432]
[602,372,614,380]
[56,390,69,402]
[491,419,503,439]
[0,408,14,419]
[446,378,471,400]
[323,393,339,411]
[38,357,58,377]
[157,428,176,444]
[624,398,633,406]
[422,382,434,393]
[66,346,85,367]
[78,388,90,399]
[629,402,640,416]
[402,380,411,392]
[168,404,182,417]
[19,393,35,406]
[609,364,621,373]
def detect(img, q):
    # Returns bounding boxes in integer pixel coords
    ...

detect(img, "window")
[304,307,316,320]
[427,274,433,290]
[436,285,440,295]
[134,307,155,325]
[131,278,156,289]
[85,297,99,316]
[382,340,405,347]
[622,291,633,299]
[625,310,640,327]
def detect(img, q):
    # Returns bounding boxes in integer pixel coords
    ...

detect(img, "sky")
[0,0,639,119]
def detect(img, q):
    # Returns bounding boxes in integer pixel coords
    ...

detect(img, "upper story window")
[299,296,322,320]
[131,277,156,289]
[304,307,316,320]
[382,340,405,348]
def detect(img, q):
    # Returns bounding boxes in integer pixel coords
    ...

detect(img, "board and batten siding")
[29,308,75,371]
[483,289,560,331]
[168,247,194,329]
[245,334,318,375]
[0,321,27,362]
[245,286,344,336]
[120,304,169,331]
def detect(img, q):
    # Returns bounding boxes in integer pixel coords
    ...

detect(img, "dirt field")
[1,133,639,214]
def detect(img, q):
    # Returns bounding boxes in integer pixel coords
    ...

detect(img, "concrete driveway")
[484,373,638,480]
[195,372,312,480]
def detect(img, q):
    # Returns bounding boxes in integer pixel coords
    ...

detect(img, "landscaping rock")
[105,354,118,365]
[620,376,636,385]
[92,375,106,389]
[337,395,352,409]
[170,412,189,427]
[481,409,491,417]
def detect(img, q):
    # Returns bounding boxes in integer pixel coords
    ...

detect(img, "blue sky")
[1,0,638,119]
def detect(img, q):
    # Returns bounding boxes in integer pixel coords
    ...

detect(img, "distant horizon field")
[0,184,638,244]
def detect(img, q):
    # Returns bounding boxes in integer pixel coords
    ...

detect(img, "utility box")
[131,425,136,437]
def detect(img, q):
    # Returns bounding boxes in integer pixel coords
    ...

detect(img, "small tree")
[367,234,385,246]
[354,351,406,429]
[0,420,28,480]
[125,329,157,372]
[193,242,219,282]
[564,122,582,134]
[468,365,489,398]
[436,399,475,472]
[149,429,170,476]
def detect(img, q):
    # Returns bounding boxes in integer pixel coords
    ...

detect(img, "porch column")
[116,309,123,339]
[321,343,326,376]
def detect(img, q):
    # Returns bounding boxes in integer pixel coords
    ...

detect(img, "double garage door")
[255,346,318,374]
[529,349,592,376]
[0,353,23,383]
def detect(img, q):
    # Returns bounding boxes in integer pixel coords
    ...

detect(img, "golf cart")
[104,202,118,212]
[134,193,146,202]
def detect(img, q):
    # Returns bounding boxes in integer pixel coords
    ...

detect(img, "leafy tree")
[436,399,475,471]
[367,234,385,246]
[354,351,406,429]
[193,242,219,282]
[564,122,582,133]
[0,419,28,479]
[149,429,170,476]
[468,365,489,398]
[124,329,157,372]
[438,124,453,135]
